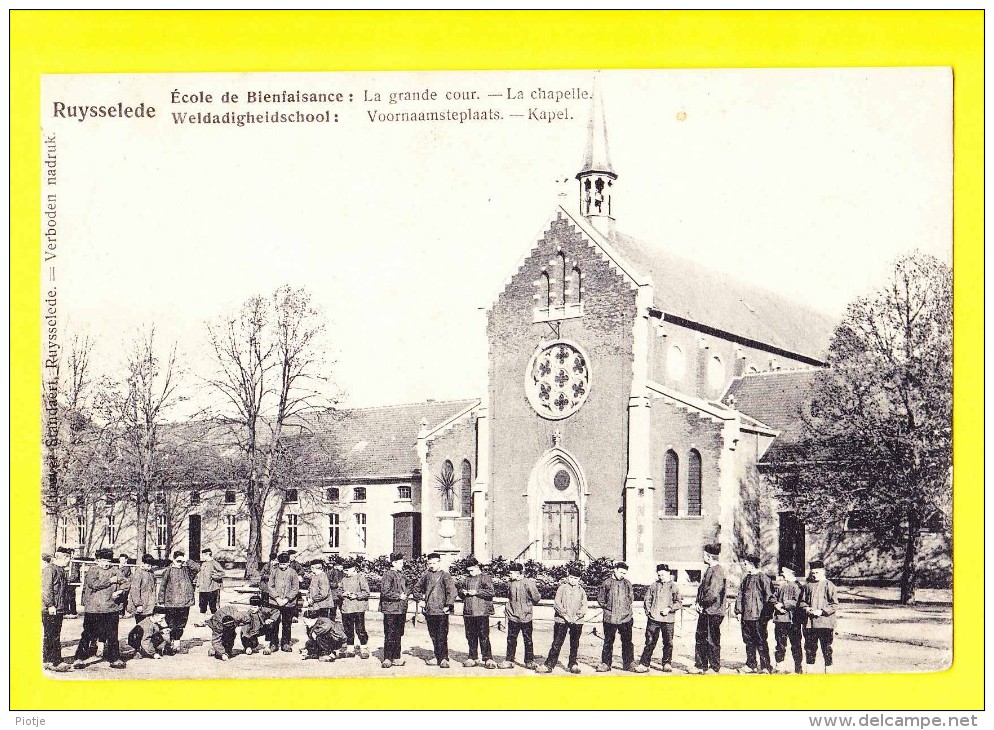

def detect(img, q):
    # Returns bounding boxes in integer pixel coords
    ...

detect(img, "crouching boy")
[127,615,171,659]
[240,595,281,655]
[300,610,347,661]
[206,605,252,661]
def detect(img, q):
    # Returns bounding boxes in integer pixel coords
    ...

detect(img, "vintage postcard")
[38,67,952,684]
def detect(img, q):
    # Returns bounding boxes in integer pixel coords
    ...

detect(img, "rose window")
[526,342,591,420]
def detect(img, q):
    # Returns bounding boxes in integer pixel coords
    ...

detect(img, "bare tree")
[42,333,116,553]
[112,329,186,556]
[204,286,335,578]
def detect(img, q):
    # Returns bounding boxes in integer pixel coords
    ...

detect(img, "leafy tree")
[771,252,952,604]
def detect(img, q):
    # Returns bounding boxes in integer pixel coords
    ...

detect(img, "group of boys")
[44,542,838,674]
[41,546,228,670]
[691,543,838,675]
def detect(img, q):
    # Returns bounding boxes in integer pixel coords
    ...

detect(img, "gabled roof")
[304,399,479,480]
[610,232,836,361]
[722,369,822,449]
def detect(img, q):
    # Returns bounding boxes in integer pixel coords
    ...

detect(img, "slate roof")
[610,232,837,361]
[722,369,823,456]
[301,399,479,480]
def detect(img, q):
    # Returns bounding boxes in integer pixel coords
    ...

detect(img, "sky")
[41,68,952,414]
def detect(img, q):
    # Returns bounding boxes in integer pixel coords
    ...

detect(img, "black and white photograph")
[39,68,953,681]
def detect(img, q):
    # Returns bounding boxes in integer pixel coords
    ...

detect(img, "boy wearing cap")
[339,560,371,658]
[196,548,226,616]
[772,565,804,674]
[379,553,409,668]
[304,558,335,619]
[300,610,347,662]
[158,550,200,654]
[459,557,497,669]
[127,554,158,624]
[637,563,680,672]
[116,555,133,616]
[326,555,346,620]
[268,551,301,652]
[73,548,129,669]
[498,561,542,669]
[734,555,775,673]
[239,595,282,655]
[799,560,838,673]
[691,543,728,674]
[206,605,252,660]
[127,615,170,659]
[413,552,457,668]
[42,548,72,671]
[536,566,586,674]
[596,561,638,672]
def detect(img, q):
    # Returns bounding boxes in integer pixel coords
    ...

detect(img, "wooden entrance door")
[542,502,578,561]
[392,512,421,559]
[188,514,202,558]
[778,511,805,572]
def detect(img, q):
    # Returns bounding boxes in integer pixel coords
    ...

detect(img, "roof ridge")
[330,398,479,413]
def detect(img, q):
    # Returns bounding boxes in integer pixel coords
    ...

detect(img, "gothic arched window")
[461,459,473,517]
[441,460,455,512]
[541,271,551,309]
[663,450,679,517]
[572,265,582,304]
[688,449,703,516]
[559,251,568,305]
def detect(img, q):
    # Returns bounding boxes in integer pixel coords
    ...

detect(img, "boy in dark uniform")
[206,605,252,660]
[378,553,409,668]
[413,552,457,668]
[637,563,681,672]
[498,561,541,669]
[239,595,282,655]
[799,559,839,673]
[267,552,300,651]
[300,610,347,661]
[459,557,496,669]
[772,564,804,673]
[42,548,72,671]
[126,554,158,624]
[734,555,775,673]
[691,543,727,674]
[73,548,129,669]
[127,615,170,659]
[596,561,637,672]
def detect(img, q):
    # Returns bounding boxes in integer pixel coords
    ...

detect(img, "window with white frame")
[287,514,299,549]
[224,490,237,505]
[59,515,68,545]
[155,514,168,548]
[354,513,367,550]
[397,485,412,500]
[106,513,118,546]
[326,487,340,503]
[328,513,340,549]
[225,514,237,548]
[353,487,366,502]
[76,515,86,546]
[286,489,299,504]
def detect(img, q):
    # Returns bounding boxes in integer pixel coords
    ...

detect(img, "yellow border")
[10,10,983,710]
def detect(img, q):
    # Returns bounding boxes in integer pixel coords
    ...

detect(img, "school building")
[54,91,950,585]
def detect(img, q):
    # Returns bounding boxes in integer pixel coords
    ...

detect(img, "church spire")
[576,75,617,238]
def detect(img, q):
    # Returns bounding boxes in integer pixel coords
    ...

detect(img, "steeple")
[576,76,617,238]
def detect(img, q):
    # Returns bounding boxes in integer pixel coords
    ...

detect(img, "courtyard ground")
[51,584,951,680]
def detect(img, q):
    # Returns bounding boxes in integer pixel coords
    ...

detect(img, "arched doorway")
[526,448,587,563]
